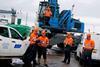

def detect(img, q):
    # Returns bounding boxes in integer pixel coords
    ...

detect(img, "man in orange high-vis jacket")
[29,28,38,45]
[83,34,95,50]
[82,34,95,66]
[43,6,52,26]
[62,33,73,64]
[23,27,39,67]
[37,30,49,67]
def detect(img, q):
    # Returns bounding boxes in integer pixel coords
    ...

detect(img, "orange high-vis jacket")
[29,32,38,45]
[64,37,73,46]
[38,36,49,47]
[84,39,95,50]
[44,9,52,17]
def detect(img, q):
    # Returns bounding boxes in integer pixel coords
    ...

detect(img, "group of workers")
[22,5,95,67]
[22,27,95,67]
[22,28,49,67]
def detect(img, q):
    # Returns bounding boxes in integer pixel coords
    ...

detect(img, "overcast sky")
[0,0,100,32]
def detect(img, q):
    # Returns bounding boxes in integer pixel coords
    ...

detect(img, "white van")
[0,25,29,59]
[76,33,100,64]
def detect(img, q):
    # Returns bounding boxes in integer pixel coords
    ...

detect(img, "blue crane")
[38,0,84,33]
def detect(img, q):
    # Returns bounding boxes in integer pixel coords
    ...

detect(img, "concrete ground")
[0,50,99,67]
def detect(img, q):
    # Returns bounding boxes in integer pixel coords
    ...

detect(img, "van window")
[10,29,22,40]
[0,27,9,37]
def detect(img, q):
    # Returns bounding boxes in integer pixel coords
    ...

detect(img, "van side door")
[10,28,24,56]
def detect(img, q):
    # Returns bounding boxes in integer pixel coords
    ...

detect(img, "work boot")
[44,64,48,67]
[35,62,38,65]
[62,60,66,63]
[33,64,36,67]
[44,59,48,67]
[33,60,38,65]
[67,62,70,64]
[23,63,32,67]
[44,59,47,64]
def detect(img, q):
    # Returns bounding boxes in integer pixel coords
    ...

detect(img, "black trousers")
[82,49,92,66]
[38,46,47,59]
[22,44,38,67]
[64,45,71,63]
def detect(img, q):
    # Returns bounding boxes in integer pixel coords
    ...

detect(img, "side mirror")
[22,36,27,40]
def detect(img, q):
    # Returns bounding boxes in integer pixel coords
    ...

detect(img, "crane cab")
[38,1,49,23]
